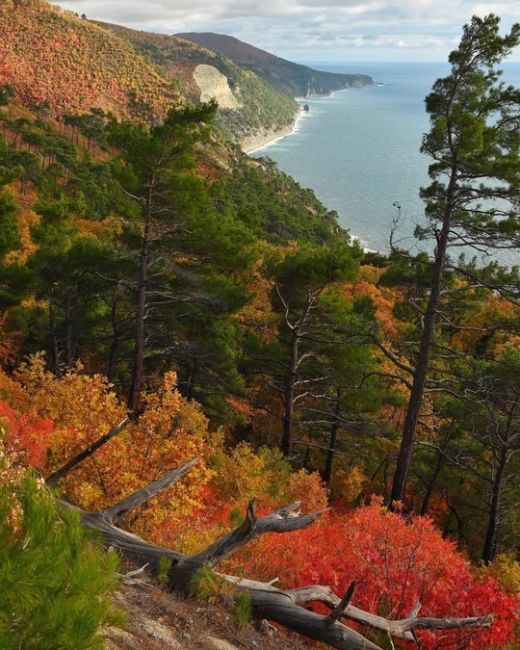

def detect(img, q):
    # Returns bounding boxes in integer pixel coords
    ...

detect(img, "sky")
[55,0,520,63]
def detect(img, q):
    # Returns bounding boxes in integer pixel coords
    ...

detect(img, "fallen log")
[54,457,493,650]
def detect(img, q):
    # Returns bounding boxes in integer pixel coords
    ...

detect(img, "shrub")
[0,472,122,649]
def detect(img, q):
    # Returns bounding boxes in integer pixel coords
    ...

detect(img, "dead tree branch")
[54,460,493,650]
[46,418,129,486]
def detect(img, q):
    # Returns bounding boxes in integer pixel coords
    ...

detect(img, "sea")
[250,61,520,260]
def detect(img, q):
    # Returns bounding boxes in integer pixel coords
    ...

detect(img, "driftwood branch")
[54,460,494,650]
[285,584,492,637]
[46,418,129,486]
[60,500,184,569]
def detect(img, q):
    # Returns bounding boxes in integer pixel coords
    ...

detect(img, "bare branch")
[103,459,199,523]
[46,418,129,487]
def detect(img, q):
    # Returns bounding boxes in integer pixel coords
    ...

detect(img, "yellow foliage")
[211,442,291,506]
[286,468,328,513]
[4,208,39,265]
[342,275,403,338]
[210,443,327,515]
[13,356,215,544]
[4,357,330,551]
[480,554,520,594]
[330,466,366,502]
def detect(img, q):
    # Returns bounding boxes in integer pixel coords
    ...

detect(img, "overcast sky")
[55,1,520,63]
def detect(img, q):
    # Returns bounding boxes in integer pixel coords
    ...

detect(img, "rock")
[207,637,240,650]
[103,625,140,649]
[140,618,183,648]
[193,64,241,109]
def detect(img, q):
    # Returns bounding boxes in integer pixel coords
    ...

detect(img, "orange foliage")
[451,293,518,353]
[13,357,214,544]
[0,396,52,468]
[0,2,179,121]
[1,357,518,649]
[0,313,24,369]
[4,208,39,265]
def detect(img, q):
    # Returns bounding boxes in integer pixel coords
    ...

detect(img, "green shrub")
[0,474,123,649]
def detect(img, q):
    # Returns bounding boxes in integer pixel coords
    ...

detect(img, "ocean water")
[251,62,520,257]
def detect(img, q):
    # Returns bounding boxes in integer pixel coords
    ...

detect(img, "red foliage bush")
[225,502,520,649]
[0,397,53,468]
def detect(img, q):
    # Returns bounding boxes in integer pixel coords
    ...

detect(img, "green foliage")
[0,474,122,650]
[0,190,20,261]
[189,565,231,599]
[0,84,14,107]
[157,556,173,587]
[171,32,373,97]
[231,594,253,628]
[214,159,343,244]
[419,14,520,249]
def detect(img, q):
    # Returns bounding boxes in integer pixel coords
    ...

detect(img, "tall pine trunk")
[128,190,152,412]
[282,329,299,456]
[324,393,341,485]
[483,445,508,564]
[390,162,457,506]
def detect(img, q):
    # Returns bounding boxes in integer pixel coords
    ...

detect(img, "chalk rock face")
[193,64,241,109]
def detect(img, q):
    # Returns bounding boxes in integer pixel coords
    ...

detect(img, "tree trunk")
[185,360,197,401]
[128,192,152,412]
[390,162,457,507]
[282,329,299,455]
[324,393,341,484]
[46,418,129,487]
[55,460,493,650]
[420,449,444,515]
[64,294,74,368]
[106,294,120,382]
[483,443,509,564]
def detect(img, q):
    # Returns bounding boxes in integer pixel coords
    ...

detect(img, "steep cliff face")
[0,2,368,149]
[193,65,241,109]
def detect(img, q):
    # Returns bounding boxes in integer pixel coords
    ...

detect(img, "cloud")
[54,0,520,61]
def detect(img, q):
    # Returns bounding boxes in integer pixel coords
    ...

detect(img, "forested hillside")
[0,5,519,650]
[97,22,299,145]
[0,0,181,121]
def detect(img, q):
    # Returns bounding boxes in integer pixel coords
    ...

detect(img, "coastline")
[243,107,304,155]
[242,91,377,254]
[243,81,373,155]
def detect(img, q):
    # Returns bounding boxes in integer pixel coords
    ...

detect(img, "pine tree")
[0,473,122,649]
[390,15,520,506]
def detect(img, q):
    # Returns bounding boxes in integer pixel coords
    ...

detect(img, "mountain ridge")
[175,32,374,97]
[95,21,299,146]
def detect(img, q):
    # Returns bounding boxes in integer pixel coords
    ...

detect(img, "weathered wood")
[62,502,183,570]
[190,500,325,567]
[55,461,494,650]
[168,499,327,592]
[103,458,199,523]
[326,581,356,624]
[286,584,492,637]
[46,418,129,486]
[245,588,383,650]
